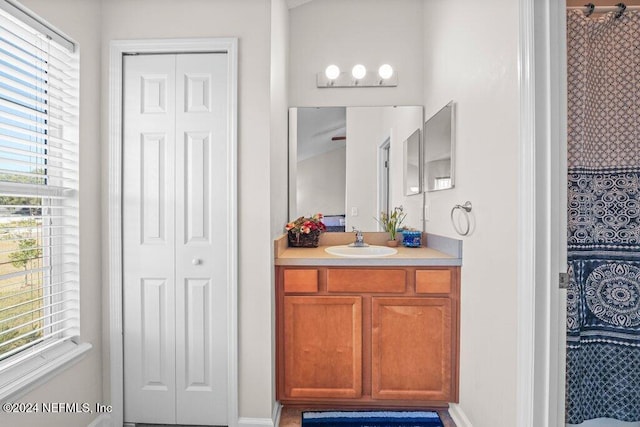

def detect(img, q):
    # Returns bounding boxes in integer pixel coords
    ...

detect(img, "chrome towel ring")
[450,201,472,236]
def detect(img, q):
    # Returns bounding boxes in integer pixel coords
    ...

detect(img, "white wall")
[0,2,523,427]
[2,1,280,425]
[423,0,519,426]
[0,1,104,427]
[269,0,289,419]
[289,0,424,107]
[345,108,385,231]
[297,148,346,217]
[289,0,424,234]
[99,0,276,421]
[271,0,290,238]
[383,107,424,231]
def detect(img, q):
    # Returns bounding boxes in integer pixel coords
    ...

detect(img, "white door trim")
[516,0,537,423]
[518,0,567,426]
[107,38,238,427]
[377,136,391,228]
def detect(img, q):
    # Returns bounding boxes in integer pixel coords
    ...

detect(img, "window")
[0,1,87,399]
[434,177,452,191]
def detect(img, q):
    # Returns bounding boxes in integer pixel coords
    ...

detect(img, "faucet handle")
[352,227,364,243]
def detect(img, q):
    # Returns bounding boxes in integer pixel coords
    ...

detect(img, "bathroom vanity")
[274,233,461,408]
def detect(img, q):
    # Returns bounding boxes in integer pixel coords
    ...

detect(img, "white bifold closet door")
[123,53,229,426]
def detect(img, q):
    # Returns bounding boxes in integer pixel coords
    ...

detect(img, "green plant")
[376,206,407,240]
[9,238,42,287]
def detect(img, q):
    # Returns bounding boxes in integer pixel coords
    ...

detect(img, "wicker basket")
[288,230,320,248]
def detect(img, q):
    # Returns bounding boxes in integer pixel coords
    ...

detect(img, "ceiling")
[296,107,346,162]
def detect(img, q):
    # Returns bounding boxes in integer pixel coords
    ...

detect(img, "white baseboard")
[87,413,110,427]
[113,411,276,427]
[115,413,277,427]
[238,416,276,427]
[237,402,280,427]
[448,403,472,427]
[272,402,282,427]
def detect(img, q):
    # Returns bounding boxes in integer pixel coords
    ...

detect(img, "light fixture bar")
[316,70,398,88]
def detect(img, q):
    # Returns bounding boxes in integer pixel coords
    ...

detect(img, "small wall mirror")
[424,102,455,192]
[403,129,421,196]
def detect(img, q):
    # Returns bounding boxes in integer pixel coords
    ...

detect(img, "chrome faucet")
[351,227,368,247]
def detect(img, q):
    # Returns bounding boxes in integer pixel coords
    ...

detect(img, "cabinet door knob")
[192,258,202,265]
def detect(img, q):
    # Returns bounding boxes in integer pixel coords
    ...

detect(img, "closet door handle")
[192,258,202,266]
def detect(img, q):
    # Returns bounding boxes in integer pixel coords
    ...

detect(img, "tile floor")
[278,407,457,427]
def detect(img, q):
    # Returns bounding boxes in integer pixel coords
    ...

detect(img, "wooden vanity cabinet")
[276,266,460,407]
[283,295,363,399]
[371,297,452,401]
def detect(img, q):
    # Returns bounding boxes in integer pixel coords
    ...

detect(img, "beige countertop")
[274,232,462,267]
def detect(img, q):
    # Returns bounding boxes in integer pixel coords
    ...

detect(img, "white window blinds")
[0,5,79,368]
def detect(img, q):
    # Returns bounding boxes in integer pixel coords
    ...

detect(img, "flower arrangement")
[285,213,326,247]
[376,206,407,241]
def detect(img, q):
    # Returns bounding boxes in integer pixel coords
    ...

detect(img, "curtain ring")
[615,3,627,18]
[450,201,472,236]
[584,3,595,17]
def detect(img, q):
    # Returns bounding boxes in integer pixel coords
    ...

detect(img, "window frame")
[0,0,89,402]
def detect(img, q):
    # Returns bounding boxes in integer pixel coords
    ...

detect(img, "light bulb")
[325,64,340,80]
[378,64,394,80]
[351,64,367,80]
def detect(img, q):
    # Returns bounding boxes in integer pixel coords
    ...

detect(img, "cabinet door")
[284,296,362,399]
[371,297,452,401]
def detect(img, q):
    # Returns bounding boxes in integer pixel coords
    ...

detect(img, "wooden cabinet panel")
[327,269,406,293]
[276,265,459,406]
[415,269,452,294]
[283,296,362,398]
[284,269,318,293]
[371,297,452,401]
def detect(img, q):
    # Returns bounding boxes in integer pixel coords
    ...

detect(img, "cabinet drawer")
[327,269,406,293]
[284,269,318,293]
[415,270,452,294]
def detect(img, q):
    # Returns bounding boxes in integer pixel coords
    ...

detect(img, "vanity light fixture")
[316,63,398,88]
[325,64,340,80]
[351,64,367,80]
[378,64,394,80]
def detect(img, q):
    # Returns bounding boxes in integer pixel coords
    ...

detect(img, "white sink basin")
[324,245,398,258]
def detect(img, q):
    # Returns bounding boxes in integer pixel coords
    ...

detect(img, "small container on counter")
[401,230,422,248]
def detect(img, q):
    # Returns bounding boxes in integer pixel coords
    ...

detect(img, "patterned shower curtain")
[566,9,640,424]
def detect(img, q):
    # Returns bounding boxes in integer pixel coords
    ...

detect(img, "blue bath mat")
[301,410,444,427]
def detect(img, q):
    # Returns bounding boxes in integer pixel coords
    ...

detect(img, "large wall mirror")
[424,102,455,192]
[289,106,423,231]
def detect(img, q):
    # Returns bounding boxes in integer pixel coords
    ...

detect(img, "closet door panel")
[175,52,229,426]
[124,52,230,426]
[123,54,177,424]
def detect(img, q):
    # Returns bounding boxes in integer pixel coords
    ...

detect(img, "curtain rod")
[567,5,640,13]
